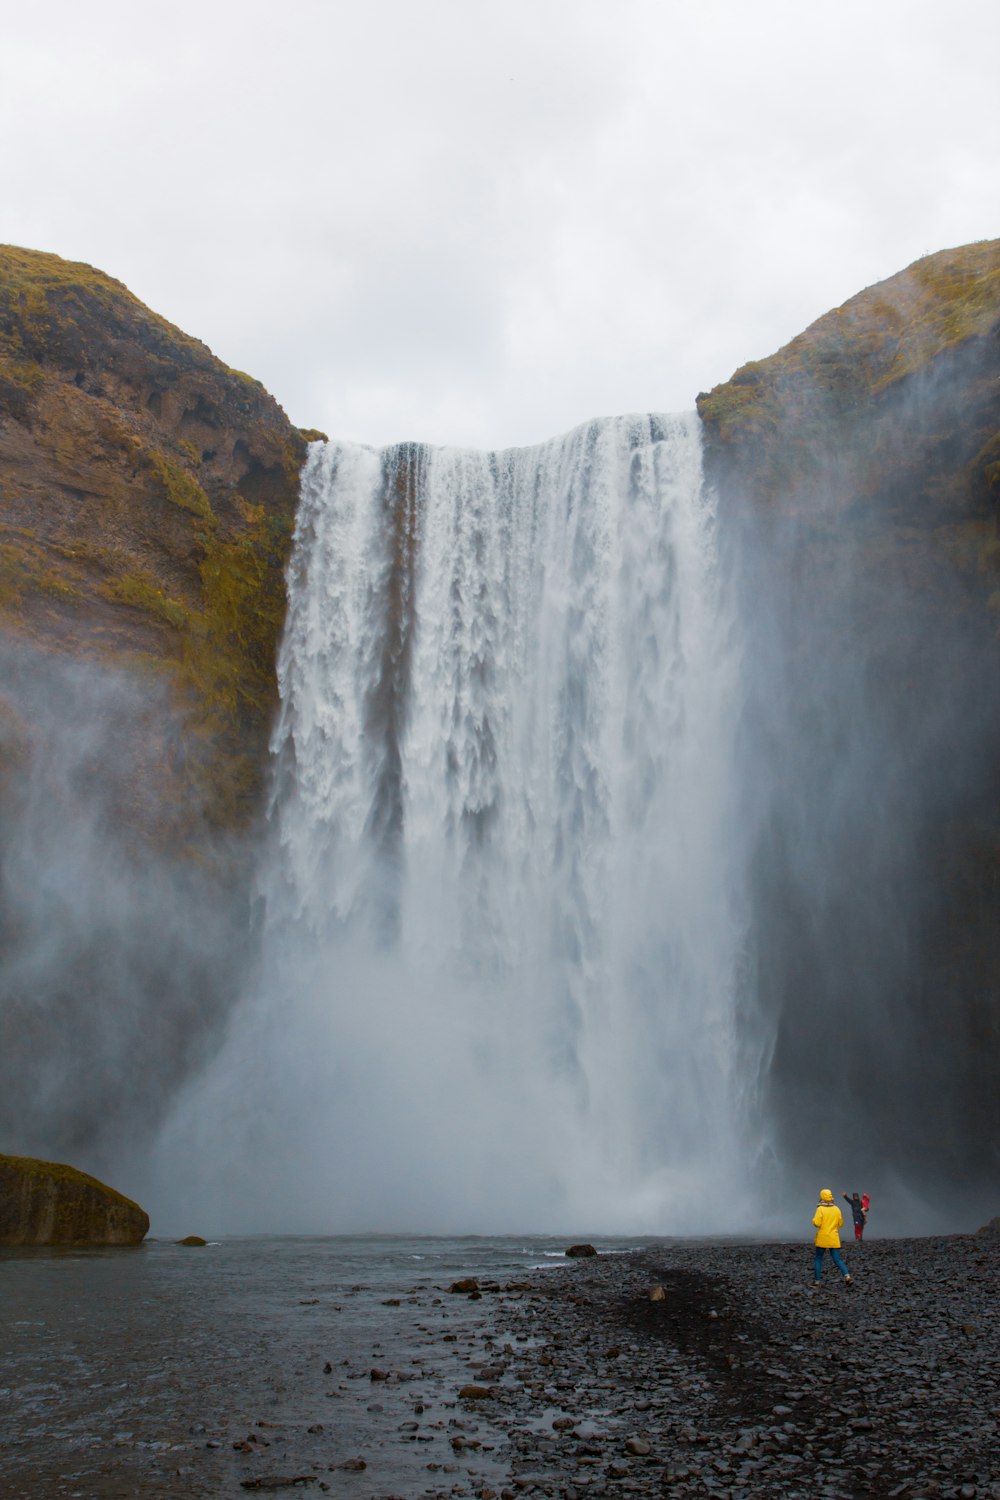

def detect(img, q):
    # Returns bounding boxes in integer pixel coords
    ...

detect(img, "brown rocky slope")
[0,244,315,845]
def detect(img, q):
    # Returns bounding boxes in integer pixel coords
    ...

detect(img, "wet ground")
[1,1233,998,1498]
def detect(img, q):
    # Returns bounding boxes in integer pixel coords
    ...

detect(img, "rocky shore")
[3,1235,998,1500]
[464,1235,1000,1500]
[202,1234,1000,1500]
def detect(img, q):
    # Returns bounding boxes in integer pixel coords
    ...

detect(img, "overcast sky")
[3,0,998,450]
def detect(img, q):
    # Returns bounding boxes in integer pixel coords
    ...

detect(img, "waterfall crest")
[157,414,754,1233]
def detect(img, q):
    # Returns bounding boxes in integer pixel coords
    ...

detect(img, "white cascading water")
[153,413,753,1233]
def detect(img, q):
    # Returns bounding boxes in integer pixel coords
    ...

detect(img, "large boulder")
[0,1152,149,1246]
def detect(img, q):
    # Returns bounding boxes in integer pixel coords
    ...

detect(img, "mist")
[0,642,256,1197]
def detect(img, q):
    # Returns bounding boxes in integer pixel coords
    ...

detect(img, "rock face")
[697,240,1000,1197]
[0,247,314,1168]
[0,244,312,844]
[0,1151,149,1245]
[698,238,1000,523]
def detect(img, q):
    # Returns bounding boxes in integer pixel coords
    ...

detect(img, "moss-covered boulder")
[0,244,311,846]
[0,1152,149,1246]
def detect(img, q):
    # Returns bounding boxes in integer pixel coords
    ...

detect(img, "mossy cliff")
[698,238,1000,537]
[0,245,312,848]
[0,1152,149,1245]
[698,239,1000,1190]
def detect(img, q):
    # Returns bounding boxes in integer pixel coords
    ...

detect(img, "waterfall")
[154,413,754,1233]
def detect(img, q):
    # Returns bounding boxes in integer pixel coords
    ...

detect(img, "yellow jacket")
[812,1195,843,1248]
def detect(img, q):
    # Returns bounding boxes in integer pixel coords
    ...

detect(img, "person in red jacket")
[843,1191,867,1241]
[812,1188,853,1286]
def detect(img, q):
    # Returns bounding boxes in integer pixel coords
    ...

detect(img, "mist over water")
[0,645,249,1182]
[152,414,760,1234]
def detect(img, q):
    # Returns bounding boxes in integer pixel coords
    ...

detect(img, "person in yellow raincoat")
[812,1188,853,1286]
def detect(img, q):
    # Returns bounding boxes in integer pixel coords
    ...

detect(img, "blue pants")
[814,1246,849,1281]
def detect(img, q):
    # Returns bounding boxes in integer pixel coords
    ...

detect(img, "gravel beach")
[3,1234,998,1499]
[478,1235,1000,1500]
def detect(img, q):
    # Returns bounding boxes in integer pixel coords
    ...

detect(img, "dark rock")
[565,1244,597,1258]
[240,1479,316,1491]
[0,1152,149,1246]
[177,1234,208,1246]
[449,1278,480,1293]
[625,1438,652,1456]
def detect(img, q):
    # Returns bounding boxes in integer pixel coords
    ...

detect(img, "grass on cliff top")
[699,238,1000,441]
[0,244,285,411]
[0,244,209,367]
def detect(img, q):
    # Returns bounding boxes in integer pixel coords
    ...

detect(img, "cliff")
[697,239,1000,1192]
[0,245,313,846]
[0,248,315,1171]
[697,237,1000,525]
[0,1152,149,1245]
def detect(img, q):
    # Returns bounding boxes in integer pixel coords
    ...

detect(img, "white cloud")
[2,0,998,447]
